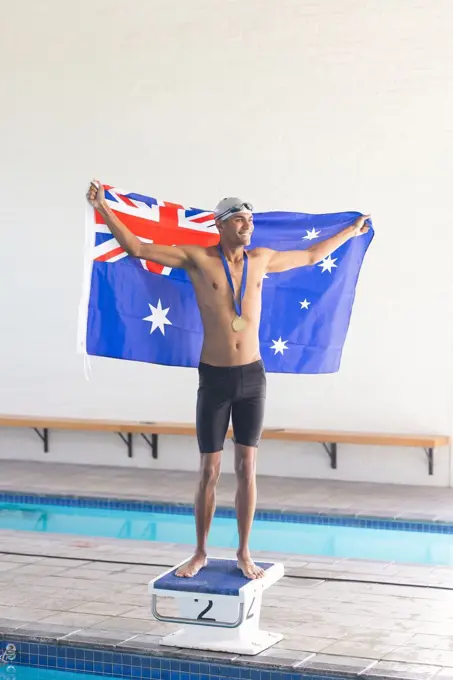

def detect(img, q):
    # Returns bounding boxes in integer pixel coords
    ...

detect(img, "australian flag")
[78,184,374,374]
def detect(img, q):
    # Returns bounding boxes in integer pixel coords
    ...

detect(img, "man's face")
[218,212,254,246]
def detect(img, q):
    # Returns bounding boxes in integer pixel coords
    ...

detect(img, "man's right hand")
[86,179,106,210]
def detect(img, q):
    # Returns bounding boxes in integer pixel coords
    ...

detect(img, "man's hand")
[351,214,371,236]
[263,212,372,274]
[83,178,196,268]
[86,179,106,210]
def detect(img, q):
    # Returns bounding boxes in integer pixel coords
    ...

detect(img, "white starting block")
[148,557,284,655]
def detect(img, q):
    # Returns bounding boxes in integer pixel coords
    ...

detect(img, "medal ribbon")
[218,245,248,318]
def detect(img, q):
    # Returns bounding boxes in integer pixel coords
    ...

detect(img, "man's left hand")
[351,214,371,236]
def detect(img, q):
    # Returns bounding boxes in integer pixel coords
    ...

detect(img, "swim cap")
[214,197,254,221]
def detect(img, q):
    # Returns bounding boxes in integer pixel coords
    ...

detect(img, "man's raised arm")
[262,214,371,274]
[86,180,194,269]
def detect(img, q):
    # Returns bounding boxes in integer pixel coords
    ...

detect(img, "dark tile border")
[1,491,453,534]
[0,635,358,680]
[0,634,446,680]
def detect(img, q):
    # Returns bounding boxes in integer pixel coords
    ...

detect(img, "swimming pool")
[0,668,124,680]
[1,494,453,566]
[0,640,343,680]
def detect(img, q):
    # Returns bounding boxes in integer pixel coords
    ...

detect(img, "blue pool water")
[0,669,124,680]
[1,499,453,566]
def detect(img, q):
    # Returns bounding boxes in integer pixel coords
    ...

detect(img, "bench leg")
[33,427,49,453]
[424,447,434,475]
[117,432,133,458]
[321,442,337,469]
[141,433,158,459]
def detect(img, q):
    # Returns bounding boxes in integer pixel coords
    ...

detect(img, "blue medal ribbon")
[218,245,248,318]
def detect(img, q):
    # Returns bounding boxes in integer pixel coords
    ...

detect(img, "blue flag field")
[77,184,374,374]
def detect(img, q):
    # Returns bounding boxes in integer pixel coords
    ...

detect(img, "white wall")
[1,0,452,486]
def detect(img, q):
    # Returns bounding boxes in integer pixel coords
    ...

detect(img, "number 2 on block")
[196,599,215,621]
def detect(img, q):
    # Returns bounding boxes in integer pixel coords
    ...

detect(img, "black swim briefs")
[196,360,267,454]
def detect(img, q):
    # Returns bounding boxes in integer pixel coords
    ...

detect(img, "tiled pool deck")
[1,460,453,680]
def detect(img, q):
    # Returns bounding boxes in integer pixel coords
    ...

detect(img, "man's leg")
[231,360,267,579]
[234,443,264,579]
[176,451,222,577]
[176,363,232,578]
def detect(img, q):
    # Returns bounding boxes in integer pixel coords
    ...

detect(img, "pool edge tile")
[3,633,442,680]
[2,489,453,533]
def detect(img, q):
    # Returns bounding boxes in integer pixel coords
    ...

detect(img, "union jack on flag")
[78,183,374,373]
[92,185,218,275]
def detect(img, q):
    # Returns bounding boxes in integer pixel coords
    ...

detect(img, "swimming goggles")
[215,202,254,221]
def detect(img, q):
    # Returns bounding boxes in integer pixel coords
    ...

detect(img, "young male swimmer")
[87,180,370,579]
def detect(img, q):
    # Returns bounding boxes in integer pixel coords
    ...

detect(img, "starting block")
[148,557,284,655]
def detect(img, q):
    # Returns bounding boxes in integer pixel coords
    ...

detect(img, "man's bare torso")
[186,245,267,367]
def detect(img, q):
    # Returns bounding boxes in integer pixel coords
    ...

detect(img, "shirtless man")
[86,181,370,579]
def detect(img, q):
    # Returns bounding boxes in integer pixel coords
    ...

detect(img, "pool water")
[1,500,453,566]
[0,669,123,680]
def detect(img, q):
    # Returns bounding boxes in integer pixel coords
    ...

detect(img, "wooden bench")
[0,415,449,476]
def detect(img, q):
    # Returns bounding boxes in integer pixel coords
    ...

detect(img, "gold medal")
[218,245,249,332]
[232,315,247,332]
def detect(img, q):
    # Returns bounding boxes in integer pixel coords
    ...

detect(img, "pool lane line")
[0,549,451,592]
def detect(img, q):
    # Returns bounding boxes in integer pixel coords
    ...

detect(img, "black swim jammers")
[196,360,267,454]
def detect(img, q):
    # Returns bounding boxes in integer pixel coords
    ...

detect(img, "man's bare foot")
[237,552,265,579]
[175,552,207,577]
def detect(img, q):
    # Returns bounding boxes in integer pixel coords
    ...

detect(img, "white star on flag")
[318,255,338,273]
[143,299,172,335]
[270,337,288,355]
[300,299,311,310]
[303,228,320,240]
